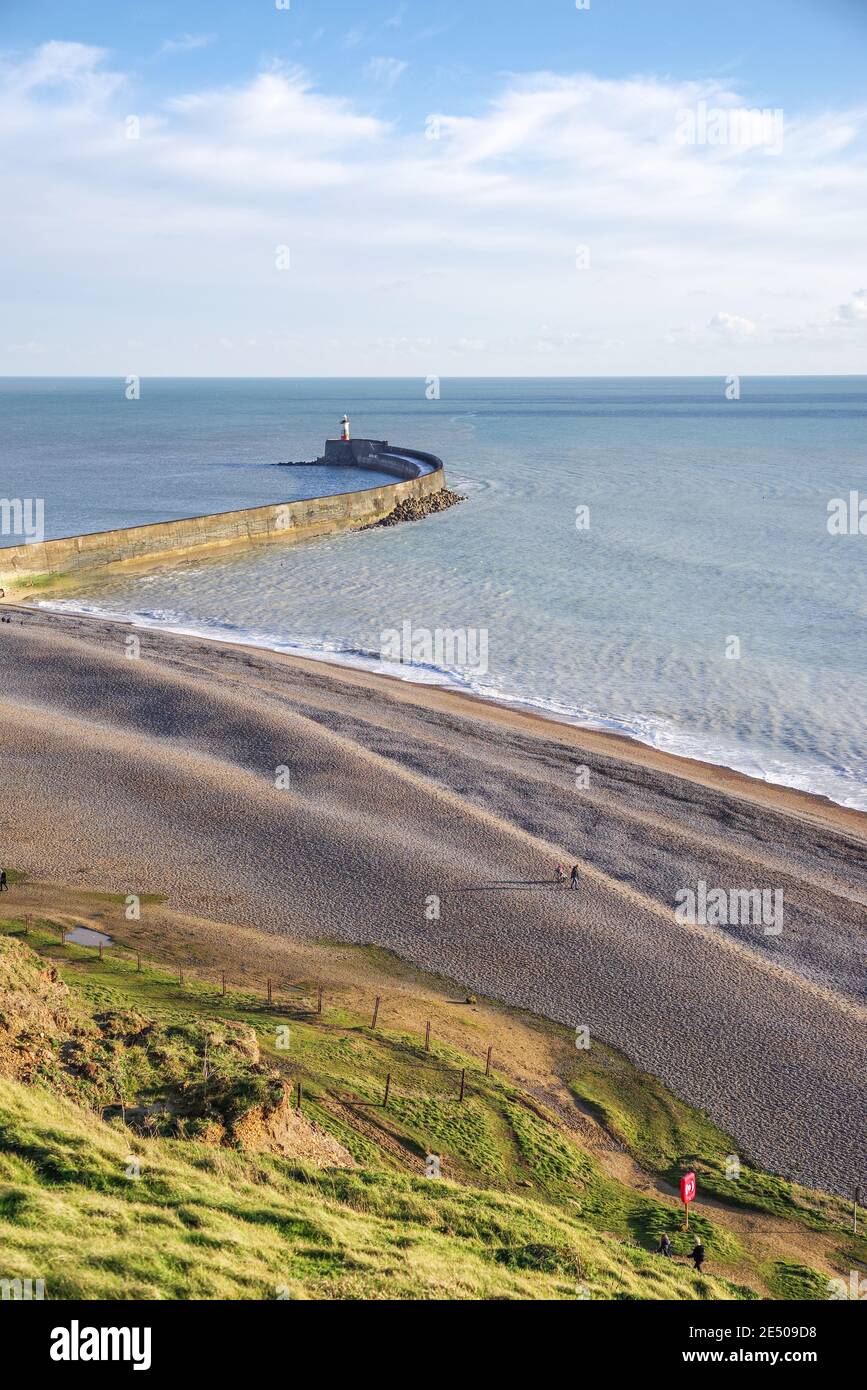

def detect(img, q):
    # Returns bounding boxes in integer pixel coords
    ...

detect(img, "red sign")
[680,1172,697,1204]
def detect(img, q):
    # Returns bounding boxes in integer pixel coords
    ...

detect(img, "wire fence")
[9,915,497,1109]
[4,915,863,1236]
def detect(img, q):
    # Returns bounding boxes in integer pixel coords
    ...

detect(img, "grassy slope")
[1,1074,745,1301]
[568,1046,858,1235]
[0,909,854,1301]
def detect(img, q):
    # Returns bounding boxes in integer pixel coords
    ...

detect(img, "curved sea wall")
[0,442,446,593]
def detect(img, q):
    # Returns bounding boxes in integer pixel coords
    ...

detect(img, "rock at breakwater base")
[361,488,466,530]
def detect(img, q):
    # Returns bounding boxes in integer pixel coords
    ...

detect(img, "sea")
[2,376,865,810]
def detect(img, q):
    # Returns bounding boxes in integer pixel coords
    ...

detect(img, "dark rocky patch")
[361,488,466,529]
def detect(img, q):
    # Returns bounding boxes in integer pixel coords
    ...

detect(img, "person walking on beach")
[657,1233,673,1258]
[692,1239,705,1274]
[0,868,7,892]
[569,864,580,890]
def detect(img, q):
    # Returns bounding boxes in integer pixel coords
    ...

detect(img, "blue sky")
[6,0,867,110]
[1,0,865,374]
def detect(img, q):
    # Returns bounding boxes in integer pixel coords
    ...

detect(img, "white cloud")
[833,288,867,324]
[6,339,45,355]
[0,39,123,109]
[1,45,866,374]
[709,312,757,338]
[364,57,408,89]
[3,39,107,90]
[160,34,215,57]
[165,68,383,146]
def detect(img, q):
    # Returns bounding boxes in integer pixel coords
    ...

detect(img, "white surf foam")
[35,597,867,812]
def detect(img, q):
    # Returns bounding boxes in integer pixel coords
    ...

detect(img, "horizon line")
[2,373,866,382]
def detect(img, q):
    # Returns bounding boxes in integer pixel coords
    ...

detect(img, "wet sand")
[0,604,864,1195]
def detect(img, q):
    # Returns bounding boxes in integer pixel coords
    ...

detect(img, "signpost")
[680,1171,697,1228]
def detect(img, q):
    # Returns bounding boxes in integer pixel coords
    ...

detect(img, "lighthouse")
[340,414,351,441]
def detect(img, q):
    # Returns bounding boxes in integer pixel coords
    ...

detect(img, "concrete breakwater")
[0,441,449,594]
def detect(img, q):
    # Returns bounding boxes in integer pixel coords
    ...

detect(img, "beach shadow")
[456,880,567,892]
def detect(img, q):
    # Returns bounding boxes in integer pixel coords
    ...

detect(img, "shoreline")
[277,645,867,839]
[1,602,864,1195]
[20,596,867,836]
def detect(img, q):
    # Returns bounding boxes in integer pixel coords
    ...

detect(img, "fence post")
[485,1044,493,1077]
[178,967,184,988]
[99,941,103,961]
[267,977,272,1005]
[424,1021,431,1052]
[221,971,226,997]
[459,1068,466,1102]
[317,984,323,1015]
[383,1073,391,1107]
[295,1081,302,1112]
[136,952,141,972]
[371,996,381,1029]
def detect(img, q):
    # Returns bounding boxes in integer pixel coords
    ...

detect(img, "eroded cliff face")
[228,1089,356,1166]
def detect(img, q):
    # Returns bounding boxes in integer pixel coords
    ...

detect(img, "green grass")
[0,1077,749,1300]
[761,1261,832,1301]
[568,1038,861,1239]
[0,916,853,1299]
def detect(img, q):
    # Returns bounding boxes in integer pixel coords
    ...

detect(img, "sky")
[1,0,866,376]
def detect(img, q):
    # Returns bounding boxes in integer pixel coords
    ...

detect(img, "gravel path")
[0,606,864,1196]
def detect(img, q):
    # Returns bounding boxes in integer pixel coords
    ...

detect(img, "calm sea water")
[0,377,398,535]
[4,377,866,809]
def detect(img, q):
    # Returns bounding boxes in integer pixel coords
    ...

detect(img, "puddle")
[65,925,113,948]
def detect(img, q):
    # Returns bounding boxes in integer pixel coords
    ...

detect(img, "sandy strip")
[0,604,864,1196]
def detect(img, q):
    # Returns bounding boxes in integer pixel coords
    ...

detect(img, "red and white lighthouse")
[340,414,351,441]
